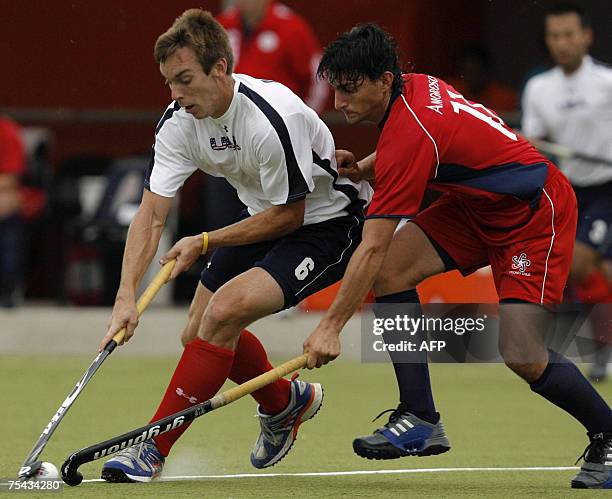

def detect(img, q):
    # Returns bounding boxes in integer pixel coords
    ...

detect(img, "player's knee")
[204,297,238,330]
[503,359,528,379]
[499,337,547,382]
[196,300,242,348]
[503,360,544,383]
[203,291,253,332]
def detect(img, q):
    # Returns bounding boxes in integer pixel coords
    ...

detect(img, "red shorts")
[413,171,577,304]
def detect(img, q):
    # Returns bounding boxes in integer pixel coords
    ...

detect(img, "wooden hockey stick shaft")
[111,259,176,344]
[209,353,308,408]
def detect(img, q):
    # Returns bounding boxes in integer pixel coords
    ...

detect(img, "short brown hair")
[154,9,234,75]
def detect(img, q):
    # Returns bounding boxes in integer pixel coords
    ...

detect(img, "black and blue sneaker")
[353,404,450,459]
[572,432,612,489]
[251,374,323,468]
[101,440,165,483]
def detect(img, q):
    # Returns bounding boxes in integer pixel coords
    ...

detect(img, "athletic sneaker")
[571,432,612,489]
[251,374,324,468]
[101,440,165,483]
[353,405,450,459]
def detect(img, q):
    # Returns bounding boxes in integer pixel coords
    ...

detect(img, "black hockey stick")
[17,260,175,481]
[61,354,308,486]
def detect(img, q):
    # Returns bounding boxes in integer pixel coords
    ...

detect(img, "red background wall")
[3,1,487,108]
[5,1,612,167]
[2,0,486,166]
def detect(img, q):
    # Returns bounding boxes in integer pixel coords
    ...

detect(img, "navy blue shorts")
[574,181,612,259]
[200,214,363,310]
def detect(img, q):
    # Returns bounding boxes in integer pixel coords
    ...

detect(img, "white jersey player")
[148,73,369,224]
[522,3,612,383]
[98,9,370,483]
[522,54,612,187]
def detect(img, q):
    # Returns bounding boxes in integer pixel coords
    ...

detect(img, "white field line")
[82,466,578,483]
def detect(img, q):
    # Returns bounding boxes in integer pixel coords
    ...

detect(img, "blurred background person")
[218,0,329,114]
[446,43,518,115]
[522,3,612,381]
[0,116,26,308]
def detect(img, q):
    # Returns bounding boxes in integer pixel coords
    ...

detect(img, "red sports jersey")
[0,117,25,175]
[218,2,328,113]
[369,73,556,231]
[370,74,577,304]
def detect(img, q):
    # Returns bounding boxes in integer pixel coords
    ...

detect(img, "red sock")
[228,329,291,414]
[151,338,234,456]
[574,270,610,303]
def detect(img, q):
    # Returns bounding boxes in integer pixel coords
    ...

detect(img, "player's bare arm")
[99,190,172,350]
[304,217,399,368]
[160,200,306,279]
[357,152,376,180]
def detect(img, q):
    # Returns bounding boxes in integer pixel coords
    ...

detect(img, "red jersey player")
[0,116,26,307]
[217,0,328,113]
[305,24,612,490]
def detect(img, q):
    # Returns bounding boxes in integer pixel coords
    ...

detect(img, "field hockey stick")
[531,138,612,167]
[61,353,309,486]
[17,259,176,481]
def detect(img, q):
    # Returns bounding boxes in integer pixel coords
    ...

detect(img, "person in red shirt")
[0,116,26,307]
[304,24,611,489]
[193,1,330,248]
[217,0,329,113]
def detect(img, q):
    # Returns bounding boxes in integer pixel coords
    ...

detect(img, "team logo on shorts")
[511,252,531,276]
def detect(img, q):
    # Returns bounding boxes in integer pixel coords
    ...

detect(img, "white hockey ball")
[33,462,59,480]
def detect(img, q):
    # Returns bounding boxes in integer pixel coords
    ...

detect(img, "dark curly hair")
[317,23,404,94]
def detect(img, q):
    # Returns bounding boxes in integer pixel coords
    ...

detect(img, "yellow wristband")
[201,232,209,255]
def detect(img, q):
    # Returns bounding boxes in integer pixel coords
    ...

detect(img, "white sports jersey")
[521,56,612,186]
[146,73,371,225]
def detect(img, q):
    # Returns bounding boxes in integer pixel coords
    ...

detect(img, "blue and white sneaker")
[101,440,165,483]
[353,405,450,459]
[251,375,324,468]
[572,432,612,489]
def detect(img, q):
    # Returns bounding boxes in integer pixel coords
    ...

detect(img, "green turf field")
[1,355,610,497]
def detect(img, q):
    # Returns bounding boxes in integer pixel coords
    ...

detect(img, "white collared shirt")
[522,55,612,186]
